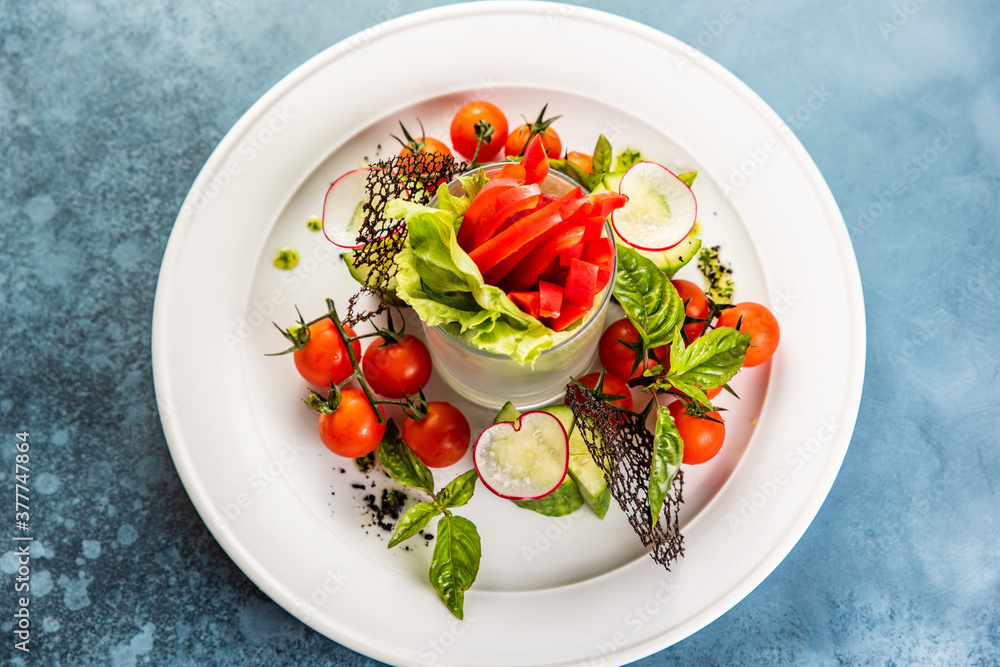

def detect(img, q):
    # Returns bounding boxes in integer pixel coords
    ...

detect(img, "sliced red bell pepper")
[468,187,586,274]
[538,281,563,318]
[595,256,614,291]
[497,163,526,180]
[558,242,584,267]
[469,184,542,249]
[503,224,586,292]
[549,302,589,332]
[564,258,599,308]
[457,179,536,249]
[520,134,549,185]
[508,291,540,318]
[581,237,614,265]
[589,190,628,218]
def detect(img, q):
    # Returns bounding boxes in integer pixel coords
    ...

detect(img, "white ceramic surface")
[152,3,865,666]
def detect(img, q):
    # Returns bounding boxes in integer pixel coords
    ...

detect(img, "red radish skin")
[322,168,370,250]
[473,411,569,501]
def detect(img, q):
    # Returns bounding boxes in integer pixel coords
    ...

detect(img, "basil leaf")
[376,421,435,495]
[512,477,585,516]
[429,515,481,620]
[613,244,685,347]
[667,326,751,406]
[388,502,440,548]
[437,469,478,509]
[649,405,683,528]
[677,171,698,188]
[592,134,613,175]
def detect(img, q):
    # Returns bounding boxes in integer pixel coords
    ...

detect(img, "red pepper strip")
[581,215,608,242]
[497,162,525,180]
[508,291,541,318]
[469,184,542,249]
[520,134,549,185]
[582,237,615,264]
[468,187,586,274]
[457,180,536,249]
[564,258,599,307]
[538,281,563,318]
[559,243,584,267]
[595,256,614,291]
[503,224,586,293]
[550,302,590,331]
[589,190,628,218]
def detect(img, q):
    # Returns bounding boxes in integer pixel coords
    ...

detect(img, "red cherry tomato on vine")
[293,319,361,387]
[671,279,710,342]
[567,372,634,411]
[399,136,451,157]
[450,101,508,161]
[599,318,655,382]
[716,302,780,367]
[317,388,386,458]
[402,402,471,468]
[669,400,725,465]
[505,125,561,159]
[362,334,433,399]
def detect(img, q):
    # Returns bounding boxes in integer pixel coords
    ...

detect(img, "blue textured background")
[2,0,998,665]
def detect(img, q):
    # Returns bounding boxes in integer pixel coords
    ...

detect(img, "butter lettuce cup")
[388,150,621,410]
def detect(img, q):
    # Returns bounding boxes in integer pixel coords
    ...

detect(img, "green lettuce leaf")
[388,194,561,365]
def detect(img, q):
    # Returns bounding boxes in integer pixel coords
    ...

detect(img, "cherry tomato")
[599,319,654,382]
[402,402,471,468]
[317,388,386,458]
[671,279,710,342]
[399,136,451,157]
[567,372,634,411]
[504,125,561,159]
[565,151,593,175]
[362,334,433,399]
[669,400,725,465]
[293,319,362,387]
[450,101,508,161]
[716,302,780,367]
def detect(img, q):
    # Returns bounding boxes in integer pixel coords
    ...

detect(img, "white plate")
[152,3,865,665]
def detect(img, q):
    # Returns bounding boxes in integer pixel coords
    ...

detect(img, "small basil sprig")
[651,326,751,408]
[377,423,481,619]
[649,405,683,528]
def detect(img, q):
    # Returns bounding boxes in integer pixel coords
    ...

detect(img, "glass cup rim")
[426,164,618,359]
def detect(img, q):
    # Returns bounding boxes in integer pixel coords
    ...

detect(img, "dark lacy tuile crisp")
[565,386,685,568]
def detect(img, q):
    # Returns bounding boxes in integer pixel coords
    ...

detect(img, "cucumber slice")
[342,247,405,306]
[540,405,610,519]
[612,227,701,278]
[512,477,585,516]
[493,401,521,425]
[612,161,697,252]
[474,411,569,501]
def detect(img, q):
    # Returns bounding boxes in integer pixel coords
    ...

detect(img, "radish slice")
[322,168,369,249]
[611,161,697,252]
[473,410,569,501]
